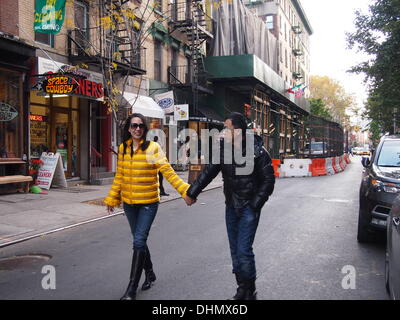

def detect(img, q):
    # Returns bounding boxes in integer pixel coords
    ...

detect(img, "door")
[391,200,400,298]
[52,109,71,177]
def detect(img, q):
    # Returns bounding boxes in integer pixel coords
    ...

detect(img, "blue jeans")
[225,205,261,280]
[123,202,159,252]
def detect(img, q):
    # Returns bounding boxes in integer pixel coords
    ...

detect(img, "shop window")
[30,105,50,159]
[0,71,23,158]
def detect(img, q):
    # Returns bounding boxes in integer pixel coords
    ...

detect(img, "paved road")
[0,156,388,300]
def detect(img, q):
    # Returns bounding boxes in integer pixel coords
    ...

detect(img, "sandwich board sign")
[36,152,67,190]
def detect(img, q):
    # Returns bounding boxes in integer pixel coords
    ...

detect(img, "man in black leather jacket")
[186,112,275,300]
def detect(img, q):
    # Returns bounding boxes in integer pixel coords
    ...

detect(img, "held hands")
[184,195,196,206]
[106,205,115,214]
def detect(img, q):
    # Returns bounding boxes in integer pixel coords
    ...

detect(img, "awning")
[123,92,164,119]
[196,105,224,124]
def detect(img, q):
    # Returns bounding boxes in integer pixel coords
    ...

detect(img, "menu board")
[30,120,47,146]
[36,152,67,190]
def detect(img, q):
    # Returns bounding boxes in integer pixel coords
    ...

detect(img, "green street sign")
[34,0,66,34]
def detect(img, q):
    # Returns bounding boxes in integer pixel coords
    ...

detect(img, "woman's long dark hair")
[122,113,150,156]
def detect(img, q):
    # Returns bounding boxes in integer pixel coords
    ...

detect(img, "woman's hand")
[184,195,196,206]
[107,205,115,214]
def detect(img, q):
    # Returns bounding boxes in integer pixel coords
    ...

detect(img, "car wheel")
[357,207,373,243]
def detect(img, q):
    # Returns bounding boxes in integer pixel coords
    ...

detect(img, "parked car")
[360,146,371,156]
[352,147,362,155]
[385,194,400,299]
[304,142,327,156]
[358,135,400,243]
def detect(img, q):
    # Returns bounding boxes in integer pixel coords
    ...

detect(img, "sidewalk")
[0,171,223,248]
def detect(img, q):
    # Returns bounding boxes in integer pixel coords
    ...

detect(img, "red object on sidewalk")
[272,159,280,177]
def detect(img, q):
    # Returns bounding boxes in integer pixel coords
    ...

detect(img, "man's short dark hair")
[224,112,247,136]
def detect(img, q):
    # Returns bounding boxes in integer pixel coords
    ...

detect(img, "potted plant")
[29,159,43,184]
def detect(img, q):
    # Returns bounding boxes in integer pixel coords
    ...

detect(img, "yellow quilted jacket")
[104,139,189,206]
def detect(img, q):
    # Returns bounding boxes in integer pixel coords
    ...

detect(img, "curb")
[0,184,223,249]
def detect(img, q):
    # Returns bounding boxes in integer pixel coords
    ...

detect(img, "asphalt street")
[0,156,389,300]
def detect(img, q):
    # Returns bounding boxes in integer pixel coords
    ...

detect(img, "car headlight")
[371,179,400,193]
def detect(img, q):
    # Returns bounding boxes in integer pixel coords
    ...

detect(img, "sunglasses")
[130,123,145,129]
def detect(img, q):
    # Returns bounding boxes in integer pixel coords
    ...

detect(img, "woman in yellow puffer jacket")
[104,113,194,300]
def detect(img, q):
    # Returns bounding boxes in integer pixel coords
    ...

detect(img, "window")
[154,40,162,81]
[0,70,23,158]
[74,0,89,50]
[377,141,400,167]
[265,15,274,30]
[154,0,162,12]
[285,48,288,68]
[34,32,54,47]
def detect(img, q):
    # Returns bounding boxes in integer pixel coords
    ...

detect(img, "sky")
[299,0,372,123]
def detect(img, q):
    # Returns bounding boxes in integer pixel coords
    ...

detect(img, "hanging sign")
[34,0,67,34]
[0,102,18,122]
[42,75,79,94]
[36,152,67,190]
[154,91,175,114]
[174,104,189,121]
[34,58,105,101]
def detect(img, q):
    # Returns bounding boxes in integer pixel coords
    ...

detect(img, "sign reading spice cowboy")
[42,75,79,94]
[0,102,18,122]
[33,57,105,101]
[34,0,66,34]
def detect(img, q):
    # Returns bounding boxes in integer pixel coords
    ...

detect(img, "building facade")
[244,0,313,95]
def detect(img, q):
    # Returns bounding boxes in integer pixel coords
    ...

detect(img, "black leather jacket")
[187,135,275,211]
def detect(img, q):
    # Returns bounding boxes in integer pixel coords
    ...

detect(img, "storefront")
[30,57,107,181]
[0,36,35,193]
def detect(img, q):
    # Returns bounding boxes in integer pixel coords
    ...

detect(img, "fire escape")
[67,0,146,76]
[167,0,214,117]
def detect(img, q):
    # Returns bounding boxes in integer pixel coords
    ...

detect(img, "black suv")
[358,135,400,242]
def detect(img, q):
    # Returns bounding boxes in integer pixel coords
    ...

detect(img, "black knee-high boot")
[231,274,257,300]
[141,247,156,291]
[120,250,146,300]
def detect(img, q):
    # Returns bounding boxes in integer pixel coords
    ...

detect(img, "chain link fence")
[302,115,345,158]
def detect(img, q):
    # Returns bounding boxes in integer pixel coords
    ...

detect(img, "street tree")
[347,0,400,135]
[309,98,332,120]
[309,75,356,126]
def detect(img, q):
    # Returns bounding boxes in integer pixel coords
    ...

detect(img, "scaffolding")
[167,0,214,116]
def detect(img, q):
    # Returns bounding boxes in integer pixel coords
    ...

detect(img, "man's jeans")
[123,202,159,252]
[225,205,261,280]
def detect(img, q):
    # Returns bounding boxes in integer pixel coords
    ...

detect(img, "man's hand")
[107,205,115,214]
[184,195,196,206]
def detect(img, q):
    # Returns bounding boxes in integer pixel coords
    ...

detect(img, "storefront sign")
[34,0,66,34]
[42,75,79,94]
[30,114,47,122]
[0,102,18,122]
[74,78,104,99]
[36,57,104,101]
[36,152,67,190]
